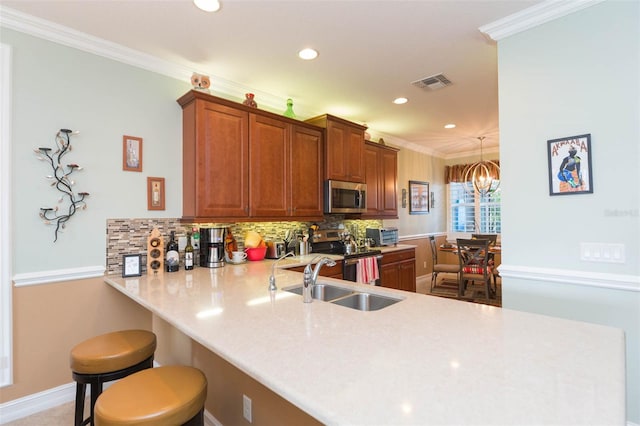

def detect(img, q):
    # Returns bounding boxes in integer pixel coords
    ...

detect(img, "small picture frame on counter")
[122,254,142,277]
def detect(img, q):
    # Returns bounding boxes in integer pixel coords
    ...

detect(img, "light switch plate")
[580,242,625,263]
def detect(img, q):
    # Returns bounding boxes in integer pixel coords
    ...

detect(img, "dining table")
[438,242,502,298]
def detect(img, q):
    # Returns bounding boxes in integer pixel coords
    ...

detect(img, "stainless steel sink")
[331,292,402,311]
[284,283,354,301]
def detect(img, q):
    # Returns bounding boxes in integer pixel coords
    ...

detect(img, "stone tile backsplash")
[106,217,382,275]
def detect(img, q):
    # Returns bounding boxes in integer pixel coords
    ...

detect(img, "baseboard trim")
[498,264,640,293]
[0,382,75,424]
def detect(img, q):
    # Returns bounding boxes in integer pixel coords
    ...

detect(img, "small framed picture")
[122,254,142,277]
[123,135,143,172]
[547,133,593,196]
[409,180,430,214]
[147,177,165,210]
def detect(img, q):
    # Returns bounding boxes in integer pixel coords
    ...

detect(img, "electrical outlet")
[243,394,252,423]
[423,261,427,268]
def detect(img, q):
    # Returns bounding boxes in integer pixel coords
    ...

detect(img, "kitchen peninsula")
[104,257,625,425]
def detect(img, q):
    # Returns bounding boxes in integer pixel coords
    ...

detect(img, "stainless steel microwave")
[324,180,367,214]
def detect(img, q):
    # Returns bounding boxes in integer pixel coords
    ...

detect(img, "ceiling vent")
[411,73,452,91]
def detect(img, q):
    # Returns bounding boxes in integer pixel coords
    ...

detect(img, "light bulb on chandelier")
[463,136,500,195]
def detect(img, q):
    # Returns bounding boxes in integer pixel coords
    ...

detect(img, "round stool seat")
[71,330,156,374]
[95,366,207,426]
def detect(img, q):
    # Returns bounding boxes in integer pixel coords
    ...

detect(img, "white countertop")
[104,256,625,425]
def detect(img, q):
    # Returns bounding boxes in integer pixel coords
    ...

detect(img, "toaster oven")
[366,227,399,246]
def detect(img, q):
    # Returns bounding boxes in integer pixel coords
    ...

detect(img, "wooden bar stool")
[70,330,157,426]
[94,365,208,426]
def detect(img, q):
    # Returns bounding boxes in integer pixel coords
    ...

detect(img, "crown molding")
[479,0,606,41]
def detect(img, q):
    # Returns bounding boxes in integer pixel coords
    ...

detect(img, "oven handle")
[344,254,383,266]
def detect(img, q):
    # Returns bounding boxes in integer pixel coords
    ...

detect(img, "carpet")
[429,277,502,307]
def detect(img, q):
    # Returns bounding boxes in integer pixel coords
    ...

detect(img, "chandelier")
[463,137,500,195]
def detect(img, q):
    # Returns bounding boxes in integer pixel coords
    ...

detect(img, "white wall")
[3,29,190,274]
[497,1,639,422]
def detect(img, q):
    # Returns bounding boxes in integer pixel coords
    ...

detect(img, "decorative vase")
[283,98,296,119]
[243,93,257,108]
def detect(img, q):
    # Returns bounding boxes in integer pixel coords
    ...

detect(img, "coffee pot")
[200,227,225,268]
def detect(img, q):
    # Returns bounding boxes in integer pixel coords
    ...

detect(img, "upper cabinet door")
[345,125,365,183]
[305,114,366,183]
[290,125,323,217]
[185,99,249,219]
[325,120,349,181]
[363,141,398,218]
[249,114,289,217]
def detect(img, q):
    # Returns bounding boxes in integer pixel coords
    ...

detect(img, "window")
[448,182,501,236]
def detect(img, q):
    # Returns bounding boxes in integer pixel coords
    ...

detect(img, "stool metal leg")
[74,382,86,426]
[182,409,205,426]
[73,355,154,426]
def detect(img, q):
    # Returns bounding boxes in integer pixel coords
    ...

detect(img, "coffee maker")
[200,227,225,268]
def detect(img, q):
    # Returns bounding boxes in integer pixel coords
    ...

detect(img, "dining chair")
[428,236,460,291]
[456,238,493,300]
[471,234,499,289]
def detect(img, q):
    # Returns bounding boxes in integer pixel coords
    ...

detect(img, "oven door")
[343,255,382,285]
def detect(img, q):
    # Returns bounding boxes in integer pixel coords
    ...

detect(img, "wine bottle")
[166,231,179,272]
[184,232,194,270]
[224,227,238,261]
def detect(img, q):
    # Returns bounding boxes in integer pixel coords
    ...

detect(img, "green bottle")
[283,98,296,119]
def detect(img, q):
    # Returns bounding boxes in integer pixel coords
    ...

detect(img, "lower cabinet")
[380,248,416,292]
[287,261,343,279]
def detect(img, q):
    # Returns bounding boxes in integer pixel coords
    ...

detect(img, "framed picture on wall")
[147,177,165,210]
[409,180,429,214]
[547,133,593,196]
[123,135,143,172]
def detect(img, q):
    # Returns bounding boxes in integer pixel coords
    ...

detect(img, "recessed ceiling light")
[194,0,221,12]
[444,123,456,129]
[393,97,408,105]
[298,48,318,60]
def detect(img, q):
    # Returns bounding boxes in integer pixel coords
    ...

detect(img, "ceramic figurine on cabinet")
[191,73,211,92]
[243,93,257,108]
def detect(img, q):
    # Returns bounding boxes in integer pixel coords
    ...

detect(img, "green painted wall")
[497,1,639,421]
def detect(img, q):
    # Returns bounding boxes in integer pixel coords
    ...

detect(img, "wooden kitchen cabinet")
[249,115,323,218]
[249,114,289,217]
[179,93,249,219]
[363,141,398,218]
[380,248,416,292]
[178,90,323,221]
[305,114,366,183]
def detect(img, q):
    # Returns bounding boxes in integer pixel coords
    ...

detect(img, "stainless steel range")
[310,230,382,285]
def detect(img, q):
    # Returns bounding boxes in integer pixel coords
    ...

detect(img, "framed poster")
[547,134,593,196]
[147,177,165,210]
[123,135,143,172]
[409,180,429,214]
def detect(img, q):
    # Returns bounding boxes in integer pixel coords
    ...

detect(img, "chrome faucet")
[269,251,295,291]
[302,255,337,303]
